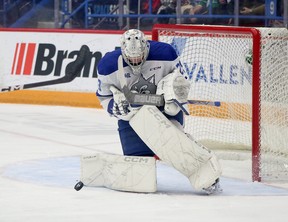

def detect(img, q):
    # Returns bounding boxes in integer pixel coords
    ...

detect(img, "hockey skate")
[203,178,222,195]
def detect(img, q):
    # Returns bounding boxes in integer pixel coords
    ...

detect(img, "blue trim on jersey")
[97,41,178,76]
[97,49,122,76]
[146,41,178,61]
[96,92,112,97]
[107,99,114,115]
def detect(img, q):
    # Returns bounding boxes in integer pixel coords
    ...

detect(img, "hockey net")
[152,24,288,182]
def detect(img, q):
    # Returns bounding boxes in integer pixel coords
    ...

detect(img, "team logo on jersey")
[131,74,156,94]
[124,72,131,78]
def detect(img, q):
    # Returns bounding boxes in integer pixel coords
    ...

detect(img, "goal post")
[152,24,288,182]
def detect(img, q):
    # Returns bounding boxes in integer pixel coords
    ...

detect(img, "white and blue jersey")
[97,40,182,112]
[96,40,184,156]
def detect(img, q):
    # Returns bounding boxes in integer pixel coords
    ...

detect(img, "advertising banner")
[0,29,123,93]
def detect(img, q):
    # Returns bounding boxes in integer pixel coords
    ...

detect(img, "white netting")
[259,28,288,180]
[155,25,288,181]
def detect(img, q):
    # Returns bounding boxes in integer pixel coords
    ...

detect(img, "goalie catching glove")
[110,85,140,121]
[156,69,190,116]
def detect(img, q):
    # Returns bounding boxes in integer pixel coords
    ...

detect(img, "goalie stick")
[0,45,90,92]
[117,55,221,108]
[187,100,220,107]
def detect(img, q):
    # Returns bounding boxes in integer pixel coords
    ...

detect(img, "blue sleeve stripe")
[97,49,121,76]
[107,98,114,115]
[96,91,113,97]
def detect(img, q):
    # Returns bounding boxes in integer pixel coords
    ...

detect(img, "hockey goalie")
[76,29,222,194]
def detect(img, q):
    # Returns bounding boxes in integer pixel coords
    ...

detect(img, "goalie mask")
[120,29,150,74]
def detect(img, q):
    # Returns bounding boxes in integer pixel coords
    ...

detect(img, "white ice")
[1,103,288,222]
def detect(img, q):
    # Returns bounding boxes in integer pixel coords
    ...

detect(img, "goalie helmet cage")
[152,24,288,182]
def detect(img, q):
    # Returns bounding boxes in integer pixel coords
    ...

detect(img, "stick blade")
[65,45,90,81]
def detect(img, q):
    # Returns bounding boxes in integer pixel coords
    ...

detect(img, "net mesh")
[259,28,288,180]
[155,25,288,181]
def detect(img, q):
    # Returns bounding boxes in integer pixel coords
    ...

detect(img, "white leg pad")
[189,153,222,191]
[129,105,221,191]
[80,153,157,193]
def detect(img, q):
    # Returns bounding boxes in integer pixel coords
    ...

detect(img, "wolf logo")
[130,74,156,94]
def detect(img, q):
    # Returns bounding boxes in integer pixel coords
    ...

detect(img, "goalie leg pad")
[129,106,216,185]
[80,153,157,193]
[189,153,222,191]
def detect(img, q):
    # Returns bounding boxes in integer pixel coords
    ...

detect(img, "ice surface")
[1,104,288,222]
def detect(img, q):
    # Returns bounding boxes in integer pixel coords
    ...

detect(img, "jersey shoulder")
[147,41,178,61]
[97,49,121,76]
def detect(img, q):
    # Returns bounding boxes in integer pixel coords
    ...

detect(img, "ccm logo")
[147,106,171,129]
[0,85,23,92]
[124,157,149,163]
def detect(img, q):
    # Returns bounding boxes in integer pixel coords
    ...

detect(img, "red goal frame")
[152,24,262,182]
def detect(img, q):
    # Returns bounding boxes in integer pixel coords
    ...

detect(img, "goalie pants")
[118,109,184,156]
